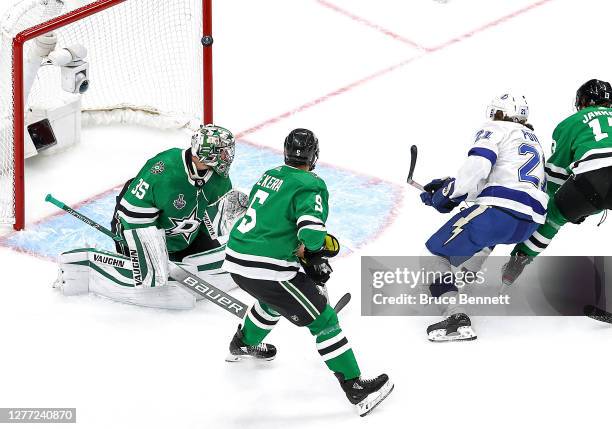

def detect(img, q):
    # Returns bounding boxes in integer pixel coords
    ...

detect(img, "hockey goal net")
[0,0,212,230]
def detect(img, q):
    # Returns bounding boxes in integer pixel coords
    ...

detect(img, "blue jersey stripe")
[468,147,497,165]
[478,186,546,215]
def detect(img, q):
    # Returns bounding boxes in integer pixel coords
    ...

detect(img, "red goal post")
[2,0,213,230]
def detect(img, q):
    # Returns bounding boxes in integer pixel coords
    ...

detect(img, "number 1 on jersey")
[237,190,269,234]
[588,117,612,142]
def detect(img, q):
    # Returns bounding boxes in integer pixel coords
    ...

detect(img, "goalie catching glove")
[300,234,340,286]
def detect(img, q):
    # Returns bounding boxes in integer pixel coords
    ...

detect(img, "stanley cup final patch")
[173,194,187,210]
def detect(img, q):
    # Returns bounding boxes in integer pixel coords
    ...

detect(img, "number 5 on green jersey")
[237,189,269,233]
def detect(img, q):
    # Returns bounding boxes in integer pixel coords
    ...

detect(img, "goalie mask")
[191,124,236,177]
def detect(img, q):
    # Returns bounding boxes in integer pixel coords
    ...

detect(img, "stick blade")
[408,145,418,182]
[334,293,351,313]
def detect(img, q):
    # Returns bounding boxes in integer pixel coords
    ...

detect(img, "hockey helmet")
[575,79,612,110]
[191,124,235,177]
[487,93,529,123]
[284,128,319,171]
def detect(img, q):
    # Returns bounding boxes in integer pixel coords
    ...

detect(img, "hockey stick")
[584,305,612,324]
[45,194,248,319]
[406,145,425,192]
[333,292,351,313]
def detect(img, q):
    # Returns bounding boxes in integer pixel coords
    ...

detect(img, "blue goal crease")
[0,143,402,260]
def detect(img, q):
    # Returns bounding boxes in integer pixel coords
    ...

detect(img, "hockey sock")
[308,305,361,380]
[240,301,280,346]
[513,198,568,257]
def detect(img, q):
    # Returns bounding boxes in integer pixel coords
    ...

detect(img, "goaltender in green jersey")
[222,129,393,417]
[55,125,248,310]
[503,79,612,285]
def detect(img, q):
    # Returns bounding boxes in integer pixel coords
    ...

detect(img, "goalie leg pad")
[56,249,195,310]
[179,245,238,295]
[124,226,170,288]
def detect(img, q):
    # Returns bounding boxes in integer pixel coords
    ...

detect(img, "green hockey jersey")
[116,148,232,253]
[545,106,612,195]
[224,165,329,281]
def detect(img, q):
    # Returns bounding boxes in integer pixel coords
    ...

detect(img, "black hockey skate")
[225,325,277,362]
[501,252,533,286]
[427,313,476,342]
[335,372,394,417]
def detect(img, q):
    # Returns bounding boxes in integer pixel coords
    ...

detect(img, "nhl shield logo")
[173,194,187,210]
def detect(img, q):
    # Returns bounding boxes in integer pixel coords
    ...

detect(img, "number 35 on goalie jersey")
[225,165,330,280]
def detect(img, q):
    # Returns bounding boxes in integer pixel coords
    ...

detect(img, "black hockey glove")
[300,234,340,286]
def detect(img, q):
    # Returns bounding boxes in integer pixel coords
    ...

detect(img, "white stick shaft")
[407,179,425,192]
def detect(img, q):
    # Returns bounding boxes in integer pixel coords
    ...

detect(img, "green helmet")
[191,124,236,177]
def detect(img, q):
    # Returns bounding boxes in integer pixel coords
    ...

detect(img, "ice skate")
[427,313,476,342]
[501,251,533,287]
[335,372,394,417]
[225,325,277,362]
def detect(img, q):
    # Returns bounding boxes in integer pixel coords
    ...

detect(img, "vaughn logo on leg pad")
[92,253,126,268]
[130,250,143,286]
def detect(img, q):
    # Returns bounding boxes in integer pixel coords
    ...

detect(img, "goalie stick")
[45,194,248,318]
[45,194,351,317]
[584,305,612,324]
[406,145,425,192]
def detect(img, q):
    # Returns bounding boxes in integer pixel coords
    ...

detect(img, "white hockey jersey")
[449,120,549,224]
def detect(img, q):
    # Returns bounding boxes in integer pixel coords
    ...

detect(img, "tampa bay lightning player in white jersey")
[419,93,548,342]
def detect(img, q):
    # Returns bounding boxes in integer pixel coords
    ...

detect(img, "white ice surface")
[1,1,612,428]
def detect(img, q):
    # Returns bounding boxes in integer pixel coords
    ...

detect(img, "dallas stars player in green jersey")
[56,125,248,310]
[111,124,246,289]
[502,79,612,285]
[222,129,393,417]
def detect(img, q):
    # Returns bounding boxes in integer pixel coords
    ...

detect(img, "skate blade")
[357,380,394,417]
[428,326,477,343]
[225,354,276,363]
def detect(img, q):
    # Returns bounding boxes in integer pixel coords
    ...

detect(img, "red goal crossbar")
[10,0,213,230]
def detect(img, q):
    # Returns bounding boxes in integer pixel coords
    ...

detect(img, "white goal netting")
[0,0,205,227]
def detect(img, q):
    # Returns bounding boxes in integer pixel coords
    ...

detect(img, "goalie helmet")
[486,93,529,123]
[284,128,319,171]
[191,124,235,177]
[575,79,612,110]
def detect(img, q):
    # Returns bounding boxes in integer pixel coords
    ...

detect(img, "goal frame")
[10,0,213,230]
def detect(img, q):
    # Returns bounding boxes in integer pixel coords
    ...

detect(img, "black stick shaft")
[406,145,425,191]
